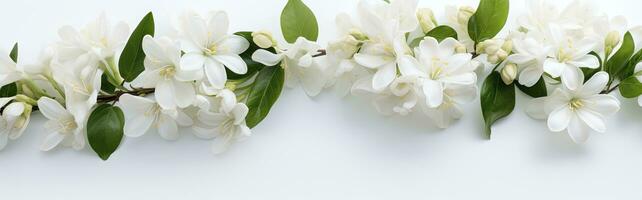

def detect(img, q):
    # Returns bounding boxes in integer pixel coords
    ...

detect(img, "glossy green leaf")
[119,12,155,82]
[619,76,642,98]
[467,0,509,44]
[516,77,547,98]
[582,52,602,82]
[87,104,125,161]
[605,31,634,81]
[228,32,276,80]
[410,25,458,47]
[101,74,116,94]
[245,66,285,128]
[481,71,515,139]
[280,0,319,43]
[9,43,18,62]
[621,49,642,79]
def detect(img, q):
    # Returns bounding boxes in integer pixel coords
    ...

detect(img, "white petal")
[142,35,168,61]
[299,65,326,96]
[372,63,396,91]
[158,115,179,140]
[579,71,608,96]
[218,35,250,55]
[211,132,234,154]
[567,115,590,143]
[584,95,620,116]
[518,65,544,87]
[206,11,229,42]
[569,54,600,69]
[204,58,227,89]
[231,104,249,125]
[213,54,247,74]
[576,109,606,133]
[507,54,533,64]
[560,66,584,91]
[398,55,423,76]
[41,132,65,151]
[180,53,206,71]
[37,97,69,120]
[173,80,196,108]
[354,53,390,69]
[547,107,572,132]
[252,49,282,66]
[423,79,444,108]
[543,58,566,77]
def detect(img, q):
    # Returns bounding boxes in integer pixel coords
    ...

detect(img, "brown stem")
[601,84,619,94]
[312,49,327,57]
[97,88,155,103]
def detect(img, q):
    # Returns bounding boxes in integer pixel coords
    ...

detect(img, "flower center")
[570,98,584,110]
[205,44,218,55]
[145,105,161,118]
[59,119,78,134]
[159,66,176,79]
[557,39,575,62]
[430,57,447,79]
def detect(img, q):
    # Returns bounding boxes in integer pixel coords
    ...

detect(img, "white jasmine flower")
[443,5,476,52]
[399,37,476,108]
[526,72,620,143]
[178,10,250,89]
[55,13,130,64]
[119,94,193,140]
[53,58,102,121]
[131,35,200,109]
[252,37,326,96]
[0,98,31,150]
[37,97,87,151]
[194,89,251,154]
[507,37,552,87]
[543,28,599,90]
[353,35,411,91]
[369,76,420,116]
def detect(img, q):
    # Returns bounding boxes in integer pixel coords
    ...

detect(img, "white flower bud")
[501,40,513,53]
[328,35,361,57]
[487,55,499,64]
[455,44,467,53]
[252,30,276,49]
[501,63,518,85]
[417,8,437,33]
[496,50,508,62]
[605,31,621,49]
[457,6,476,26]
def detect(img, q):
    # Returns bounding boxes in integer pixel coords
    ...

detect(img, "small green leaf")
[228,32,276,80]
[481,71,515,139]
[101,74,116,94]
[9,43,18,62]
[605,31,634,81]
[619,76,642,98]
[0,83,17,98]
[280,0,319,43]
[87,104,125,161]
[119,12,155,82]
[621,49,642,79]
[410,25,458,47]
[516,77,547,98]
[245,66,285,128]
[467,0,510,44]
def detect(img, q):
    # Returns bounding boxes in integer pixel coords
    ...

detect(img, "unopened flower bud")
[496,50,508,61]
[417,8,437,33]
[487,55,499,64]
[501,63,518,85]
[252,30,276,49]
[457,6,476,26]
[349,29,369,41]
[605,31,621,48]
[455,44,467,53]
[501,40,513,53]
[15,94,37,106]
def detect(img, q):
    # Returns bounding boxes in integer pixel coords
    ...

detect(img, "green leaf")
[119,12,155,82]
[621,49,642,79]
[605,31,634,81]
[87,104,125,160]
[280,0,319,43]
[467,0,510,44]
[481,71,515,139]
[619,76,642,98]
[9,43,18,62]
[0,43,19,98]
[409,25,458,47]
[101,74,116,94]
[516,77,547,98]
[582,52,602,82]
[245,66,285,128]
[0,83,17,98]
[228,32,276,80]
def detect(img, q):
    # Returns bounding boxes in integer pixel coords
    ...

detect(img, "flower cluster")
[323,0,479,128]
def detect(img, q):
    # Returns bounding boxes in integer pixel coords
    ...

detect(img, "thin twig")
[601,84,620,94]
[312,49,327,57]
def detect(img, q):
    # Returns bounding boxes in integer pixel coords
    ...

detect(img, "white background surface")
[1,0,642,199]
